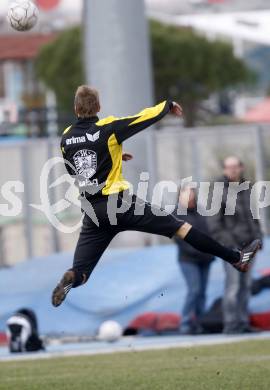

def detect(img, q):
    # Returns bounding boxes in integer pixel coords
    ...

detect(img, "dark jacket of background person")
[209,176,262,248]
[208,170,262,334]
[175,208,215,264]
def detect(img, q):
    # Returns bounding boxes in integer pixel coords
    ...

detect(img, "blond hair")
[74,85,100,118]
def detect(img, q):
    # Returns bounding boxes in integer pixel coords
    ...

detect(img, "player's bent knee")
[175,223,192,240]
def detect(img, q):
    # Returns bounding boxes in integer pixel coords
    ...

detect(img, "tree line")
[36,21,252,127]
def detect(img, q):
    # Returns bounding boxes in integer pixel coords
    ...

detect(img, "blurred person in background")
[175,186,215,335]
[0,110,14,137]
[209,156,263,334]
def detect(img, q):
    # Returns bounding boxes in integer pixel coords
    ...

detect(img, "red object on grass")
[128,312,180,332]
[36,0,61,10]
[250,311,270,331]
[128,311,270,333]
[0,333,7,346]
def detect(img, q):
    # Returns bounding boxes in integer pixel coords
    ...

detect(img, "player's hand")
[122,153,133,162]
[170,102,183,117]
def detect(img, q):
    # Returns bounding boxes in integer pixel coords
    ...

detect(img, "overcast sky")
[0,0,156,15]
[1,0,269,15]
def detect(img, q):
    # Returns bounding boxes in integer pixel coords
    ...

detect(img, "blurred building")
[0,34,55,125]
[0,0,76,133]
[242,98,270,123]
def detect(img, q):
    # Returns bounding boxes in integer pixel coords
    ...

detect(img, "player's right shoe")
[51,270,75,307]
[233,239,262,273]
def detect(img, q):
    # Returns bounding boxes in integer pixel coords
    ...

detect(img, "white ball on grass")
[98,320,123,342]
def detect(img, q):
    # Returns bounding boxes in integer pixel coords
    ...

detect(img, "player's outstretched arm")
[114,100,183,143]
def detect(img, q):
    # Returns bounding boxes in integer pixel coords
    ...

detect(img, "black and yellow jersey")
[61,100,173,199]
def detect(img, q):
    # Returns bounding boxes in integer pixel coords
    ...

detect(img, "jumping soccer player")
[52,86,261,307]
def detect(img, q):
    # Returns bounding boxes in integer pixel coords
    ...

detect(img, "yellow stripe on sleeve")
[96,101,167,129]
[128,101,167,126]
[96,116,118,127]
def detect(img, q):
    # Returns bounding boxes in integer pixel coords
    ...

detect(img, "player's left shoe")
[233,239,262,273]
[51,270,75,307]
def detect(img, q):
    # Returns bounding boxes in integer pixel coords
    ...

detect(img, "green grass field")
[1,340,270,390]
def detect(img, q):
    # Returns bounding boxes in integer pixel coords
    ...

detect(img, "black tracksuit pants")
[72,192,184,285]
